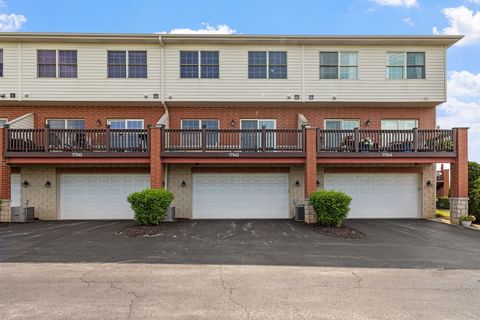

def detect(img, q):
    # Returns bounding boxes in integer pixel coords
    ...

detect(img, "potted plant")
[360,137,373,151]
[459,215,476,227]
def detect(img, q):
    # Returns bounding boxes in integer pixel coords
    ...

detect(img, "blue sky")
[1,0,479,161]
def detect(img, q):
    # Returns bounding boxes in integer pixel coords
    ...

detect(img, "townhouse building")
[0,33,469,223]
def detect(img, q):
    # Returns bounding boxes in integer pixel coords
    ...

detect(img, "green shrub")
[468,162,480,221]
[310,190,352,227]
[127,189,174,226]
[460,215,476,222]
[436,197,450,210]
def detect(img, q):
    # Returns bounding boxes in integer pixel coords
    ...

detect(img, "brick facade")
[450,128,469,224]
[0,128,11,221]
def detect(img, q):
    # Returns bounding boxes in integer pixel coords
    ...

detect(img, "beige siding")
[164,44,303,102]
[18,43,162,102]
[0,43,20,100]
[8,113,34,129]
[304,45,446,102]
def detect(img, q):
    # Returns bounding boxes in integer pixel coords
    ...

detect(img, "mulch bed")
[118,220,186,238]
[305,223,367,240]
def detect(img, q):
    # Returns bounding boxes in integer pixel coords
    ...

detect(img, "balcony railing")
[317,128,456,154]
[4,127,150,156]
[162,128,305,154]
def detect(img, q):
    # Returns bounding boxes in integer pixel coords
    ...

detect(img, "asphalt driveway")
[1,219,479,269]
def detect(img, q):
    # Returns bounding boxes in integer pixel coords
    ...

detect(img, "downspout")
[158,35,169,189]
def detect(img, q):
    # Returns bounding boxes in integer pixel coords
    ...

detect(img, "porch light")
[295,180,301,187]
[365,119,371,127]
[316,180,320,187]
[45,181,51,188]
[426,180,432,187]
[22,181,29,188]
[96,119,102,127]
[230,119,235,127]
[181,180,186,188]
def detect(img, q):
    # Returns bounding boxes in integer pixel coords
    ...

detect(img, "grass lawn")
[436,209,450,218]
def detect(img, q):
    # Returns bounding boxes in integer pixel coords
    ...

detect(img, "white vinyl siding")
[18,43,161,101]
[0,43,19,97]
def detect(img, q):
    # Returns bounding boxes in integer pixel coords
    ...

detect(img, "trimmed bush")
[436,197,450,210]
[310,190,352,227]
[127,189,174,226]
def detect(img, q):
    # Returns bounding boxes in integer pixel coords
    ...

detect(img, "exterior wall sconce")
[316,180,320,187]
[22,181,29,188]
[426,180,432,187]
[230,119,235,127]
[45,181,51,188]
[365,119,371,127]
[181,180,186,188]
[96,119,102,127]
[295,180,301,187]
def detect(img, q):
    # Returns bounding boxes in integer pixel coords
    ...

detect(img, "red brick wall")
[304,128,317,197]
[0,128,11,199]
[168,105,436,129]
[0,105,161,128]
[0,104,436,129]
[451,128,468,198]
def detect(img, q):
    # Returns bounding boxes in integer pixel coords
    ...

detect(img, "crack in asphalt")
[219,266,250,319]
[80,264,140,320]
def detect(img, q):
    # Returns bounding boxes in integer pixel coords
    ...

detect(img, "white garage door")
[324,173,420,219]
[60,174,150,220]
[193,173,289,219]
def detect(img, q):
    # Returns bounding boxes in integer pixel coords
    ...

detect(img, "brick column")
[150,127,164,189]
[0,126,12,222]
[450,128,469,224]
[440,168,450,198]
[304,127,318,224]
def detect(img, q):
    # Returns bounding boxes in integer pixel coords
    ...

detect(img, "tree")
[468,161,480,219]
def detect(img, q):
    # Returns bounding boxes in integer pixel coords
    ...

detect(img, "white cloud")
[403,17,415,26]
[433,6,480,46]
[437,70,480,161]
[159,23,236,35]
[0,13,26,31]
[469,0,480,4]
[370,0,418,7]
[0,0,26,31]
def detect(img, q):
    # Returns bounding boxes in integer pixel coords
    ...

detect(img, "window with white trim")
[181,119,219,147]
[0,118,7,127]
[108,51,147,78]
[324,119,360,130]
[387,52,425,79]
[180,51,219,79]
[381,119,418,130]
[248,51,287,79]
[46,119,85,129]
[37,50,77,78]
[320,52,358,80]
[107,119,144,129]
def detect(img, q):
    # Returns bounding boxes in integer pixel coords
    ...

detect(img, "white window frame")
[248,51,288,79]
[107,119,145,129]
[324,119,360,130]
[319,52,359,80]
[107,50,148,79]
[180,119,220,129]
[0,118,7,127]
[179,51,220,79]
[381,119,419,130]
[37,50,78,79]
[46,118,85,129]
[240,119,277,149]
[386,52,426,80]
[180,119,220,148]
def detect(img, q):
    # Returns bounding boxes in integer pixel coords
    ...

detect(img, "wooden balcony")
[161,128,305,158]
[3,127,150,158]
[317,128,456,158]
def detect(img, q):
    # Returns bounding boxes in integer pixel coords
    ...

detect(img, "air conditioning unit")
[11,206,35,223]
[294,204,305,222]
[164,206,176,222]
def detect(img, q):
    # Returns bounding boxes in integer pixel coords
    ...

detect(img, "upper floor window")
[37,50,77,78]
[386,52,425,79]
[180,51,219,79]
[47,119,85,129]
[128,51,147,78]
[107,51,147,79]
[0,49,3,77]
[37,50,57,78]
[381,119,418,130]
[248,51,287,79]
[59,50,78,78]
[320,52,358,80]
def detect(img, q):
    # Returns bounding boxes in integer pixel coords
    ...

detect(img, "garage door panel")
[60,174,150,220]
[193,173,289,219]
[325,173,420,219]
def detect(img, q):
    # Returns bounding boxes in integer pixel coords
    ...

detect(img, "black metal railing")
[317,128,456,153]
[162,128,304,153]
